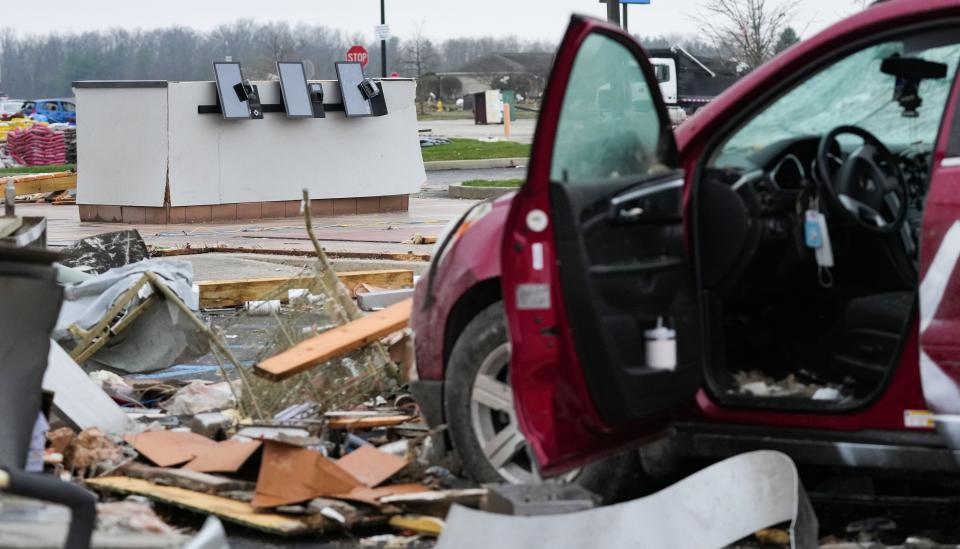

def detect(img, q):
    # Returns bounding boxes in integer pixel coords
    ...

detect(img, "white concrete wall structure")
[74,79,424,211]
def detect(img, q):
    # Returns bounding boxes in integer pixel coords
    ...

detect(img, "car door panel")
[502,16,701,474]
[920,52,960,440]
[551,174,700,422]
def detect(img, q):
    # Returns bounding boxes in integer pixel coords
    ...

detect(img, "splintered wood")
[198,270,414,309]
[255,299,412,381]
[86,477,316,536]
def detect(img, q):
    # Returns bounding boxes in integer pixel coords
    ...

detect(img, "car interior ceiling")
[693,32,960,411]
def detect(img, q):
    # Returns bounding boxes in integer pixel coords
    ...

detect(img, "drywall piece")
[252,440,361,509]
[86,476,317,536]
[41,340,127,436]
[337,446,408,487]
[184,438,262,474]
[255,298,412,381]
[435,451,818,549]
[124,431,218,467]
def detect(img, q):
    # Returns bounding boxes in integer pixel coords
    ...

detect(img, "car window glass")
[44,102,58,111]
[713,33,960,171]
[63,102,76,112]
[551,33,668,184]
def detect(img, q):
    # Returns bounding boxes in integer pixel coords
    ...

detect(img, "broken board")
[42,340,128,435]
[255,298,413,381]
[197,270,413,309]
[86,476,317,536]
[11,172,76,196]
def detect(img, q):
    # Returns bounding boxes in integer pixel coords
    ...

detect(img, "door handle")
[618,206,646,222]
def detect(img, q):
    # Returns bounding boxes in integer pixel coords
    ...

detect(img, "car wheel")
[444,301,642,501]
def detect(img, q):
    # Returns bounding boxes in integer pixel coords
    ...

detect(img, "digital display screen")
[335,62,373,117]
[214,62,250,120]
[278,62,314,118]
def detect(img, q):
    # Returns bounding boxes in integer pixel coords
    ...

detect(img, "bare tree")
[401,22,440,113]
[695,0,795,70]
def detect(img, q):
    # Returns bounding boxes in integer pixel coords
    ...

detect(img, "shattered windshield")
[714,35,960,170]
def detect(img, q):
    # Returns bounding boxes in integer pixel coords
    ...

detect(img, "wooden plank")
[11,172,77,195]
[197,270,414,309]
[153,246,432,262]
[327,415,415,430]
[255,298,413,381]
[85,476,316,536]
[119,462,254,494]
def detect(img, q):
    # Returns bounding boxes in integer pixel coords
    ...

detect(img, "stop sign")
[346,45,369,68]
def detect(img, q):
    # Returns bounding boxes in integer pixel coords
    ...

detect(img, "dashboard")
[707,136,931,259]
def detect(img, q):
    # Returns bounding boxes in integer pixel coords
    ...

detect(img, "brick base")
[78,195,410,224]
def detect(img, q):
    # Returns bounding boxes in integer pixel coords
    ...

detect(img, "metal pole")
[380,0,387,78]
[606,0,621,26]
[622,2,629,31]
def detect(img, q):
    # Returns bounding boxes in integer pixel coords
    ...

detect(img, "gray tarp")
[53,259,208,374]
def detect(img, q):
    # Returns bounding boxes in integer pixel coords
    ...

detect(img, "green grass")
[421,138,530,162]
[461,178,524,188]
[0,163,75,175]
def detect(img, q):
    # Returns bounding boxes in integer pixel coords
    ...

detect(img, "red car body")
[412,0,960,477]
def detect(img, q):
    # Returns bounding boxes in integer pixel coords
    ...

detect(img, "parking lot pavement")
[418,118,537,144]
[25,195,480,256]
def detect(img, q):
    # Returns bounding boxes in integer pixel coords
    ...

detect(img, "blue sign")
[620,0,651,3]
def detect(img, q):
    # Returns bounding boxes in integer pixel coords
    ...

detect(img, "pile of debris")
[25,200,474,544]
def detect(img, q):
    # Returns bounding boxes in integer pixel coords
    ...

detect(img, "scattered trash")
[20,220,449,546]
[62,427,128,477]
[732,370,849,400]
[419,136,452,147]
[161,380,238,415]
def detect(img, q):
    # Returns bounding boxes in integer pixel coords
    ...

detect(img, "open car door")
[501,15,702,475]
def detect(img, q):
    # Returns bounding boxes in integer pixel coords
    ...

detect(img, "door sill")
[669,422,960,473]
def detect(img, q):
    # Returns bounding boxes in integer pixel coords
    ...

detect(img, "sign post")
[620,0,650,31]
[346,45,370,69]
[378,0,388,78]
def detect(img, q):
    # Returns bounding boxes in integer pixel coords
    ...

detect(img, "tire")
[444,300,643,502]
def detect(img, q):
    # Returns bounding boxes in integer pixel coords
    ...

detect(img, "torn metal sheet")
[435,451,818,549]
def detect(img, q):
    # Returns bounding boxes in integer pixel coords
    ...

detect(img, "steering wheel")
[816,125,907,234]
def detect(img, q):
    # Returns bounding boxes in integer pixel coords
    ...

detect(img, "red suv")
[411,0,960,490]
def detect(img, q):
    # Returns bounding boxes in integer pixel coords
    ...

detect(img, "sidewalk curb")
[423,157,527,171]
[448,182,518,200]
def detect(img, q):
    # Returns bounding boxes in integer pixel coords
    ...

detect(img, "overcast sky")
[5,0,861,42]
